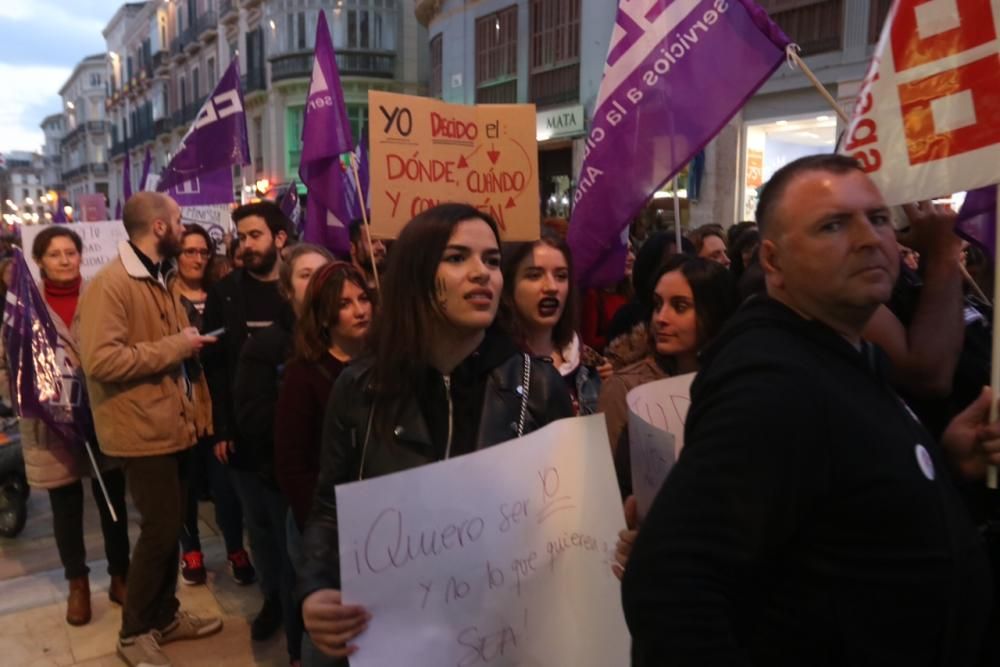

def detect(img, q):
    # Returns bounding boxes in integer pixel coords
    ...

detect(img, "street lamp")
[255,178,270,196]
[64,205,73,217]
[5,199,17,211]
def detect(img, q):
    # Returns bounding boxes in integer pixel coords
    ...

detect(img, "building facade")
[104,0,428,209]
[0,151,47,225]
[58,54,111,211]
[39,113,66,195]
[416,0,617,218]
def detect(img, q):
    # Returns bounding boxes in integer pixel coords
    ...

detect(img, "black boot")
[250,595,282,641]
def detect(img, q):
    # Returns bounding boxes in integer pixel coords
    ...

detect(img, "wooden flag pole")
[959,262,991,307]
[786,47,851,125]
[989,192,1000,489]
[84,440,118,523]
[349,153,381,295]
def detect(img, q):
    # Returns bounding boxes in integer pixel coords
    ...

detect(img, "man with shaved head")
[621,155,1000,666]
[78,192,222,667]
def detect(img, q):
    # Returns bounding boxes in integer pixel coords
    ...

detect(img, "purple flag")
[166,168,235,206]
[299,10,354,255]
[347,126,370,220]
[279,180,300,219]
[122,150,133,202]
[956,185,998,256]
[568,0,790,287]
[114,200,122,220]
[139,147,153,191]
[157,60,250,193]
[52,196,67,223]
[1,250,93,447]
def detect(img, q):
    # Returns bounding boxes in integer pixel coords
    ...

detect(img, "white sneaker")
[158,609,223,644]
[117,631,171,667]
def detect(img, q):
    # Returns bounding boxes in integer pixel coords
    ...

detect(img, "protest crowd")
[5,1,1000,667]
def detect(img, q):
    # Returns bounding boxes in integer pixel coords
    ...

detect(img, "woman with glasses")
[170,224,257,588]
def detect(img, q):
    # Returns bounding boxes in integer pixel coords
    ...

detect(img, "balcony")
[220,0,239,23]
[155,117,174,137]
[152,50,170,73]
[110,140,127,158]
[63,163,110,182]
[241,68,267,94]
[476,79,517,104]
[198,11,218,41]
[530,62,580,109]
[270,50,396,83]
[767,0,843,56]
[184,25,202,55]
[62,121,109,147]
[241,0,262,8]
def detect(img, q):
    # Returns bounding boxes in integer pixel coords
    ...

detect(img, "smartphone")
[202,327,226,337]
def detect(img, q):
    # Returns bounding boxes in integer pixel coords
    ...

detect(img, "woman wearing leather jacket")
[297,204,574,660]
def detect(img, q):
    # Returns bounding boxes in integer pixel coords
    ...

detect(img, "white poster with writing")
[336,413,630,667]
[627,373,695,519]
[20,221,129,284]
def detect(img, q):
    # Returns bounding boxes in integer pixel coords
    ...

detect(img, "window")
[90,72,102,87]
[253,116,264,173]
[193,66,201,100]
[530,0,579,107]
[207,57,216,88]
[180,75,187,111]
[287,11,308,50]
[475,6,518,103]
[160,15,168,49]
[757,0,843,55]
[343,0,396,50]
[347,104,366,141]
[286,106,304,176]
[430,34,443,98]
[127,56,134,82]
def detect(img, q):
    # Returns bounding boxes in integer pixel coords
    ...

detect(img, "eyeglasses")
[182,249,212,258]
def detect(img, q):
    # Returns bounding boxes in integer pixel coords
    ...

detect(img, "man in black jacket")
[622,154,1000,666]
[201,201,292,641]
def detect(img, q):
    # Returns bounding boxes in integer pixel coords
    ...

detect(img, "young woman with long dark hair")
[296,204,574,660]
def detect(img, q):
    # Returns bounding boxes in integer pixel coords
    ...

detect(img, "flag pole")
[83,440,118,522]
[672,176,683,251]
[786,47,850,124]
[989,192,1000,489]
[349,153,381,294]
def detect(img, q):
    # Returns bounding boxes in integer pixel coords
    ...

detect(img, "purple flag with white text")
[166,168,235,206]
[1,250,93,448]
[299,9,355,256]
[956,185,997,257]
[157,60,250,193]
[139,147,153,191]
[279,180,302,233]
[568,0,790,287]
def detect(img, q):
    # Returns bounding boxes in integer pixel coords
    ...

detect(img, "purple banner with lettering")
[139,147,153,192]
[956,185,997,257]
[166,167,234,206]
[1,250,92,447]
[568,0,790,287]
[299,9,354,256]
[157,60,250,193]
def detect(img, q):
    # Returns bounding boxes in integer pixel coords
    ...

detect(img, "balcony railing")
[220,0,239,22]
[198,11,218,40]
[110,141,127,158]
[152,50,170,72]
[767,0,844,56]
[63,163,110,181]
[530,63,580,109]
[270,50,396,83]
[241,68,267,93]
[62,121,109,146]
[155,117,174,136]
[184,25,202,54]
[476,79,517,104]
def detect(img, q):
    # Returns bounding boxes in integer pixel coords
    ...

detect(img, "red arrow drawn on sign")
[487,144,501,165]
[505,197,516,209]
[457,145,481,169]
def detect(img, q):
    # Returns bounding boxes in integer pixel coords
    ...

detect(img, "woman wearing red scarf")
[25,227,130,626]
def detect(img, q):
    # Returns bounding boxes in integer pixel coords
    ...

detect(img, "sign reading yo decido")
[369,91,540,240]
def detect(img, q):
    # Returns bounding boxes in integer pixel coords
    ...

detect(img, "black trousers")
[49,468,130,580]
[120,451,191,639]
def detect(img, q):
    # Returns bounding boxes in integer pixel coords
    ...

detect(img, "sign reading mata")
[369,91,540,241]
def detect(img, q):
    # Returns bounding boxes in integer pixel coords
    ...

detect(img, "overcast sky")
[0,0,124,154]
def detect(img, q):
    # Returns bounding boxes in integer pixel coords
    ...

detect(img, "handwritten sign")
[77,194,108,222]
[180,204,232,254]
[20,221,130,284]
[336,414,629,667]
[627,373,695,519]
[368,91,540,241]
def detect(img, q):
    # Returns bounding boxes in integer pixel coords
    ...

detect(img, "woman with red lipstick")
[599,254,737,496]
[296,204,573,661]
[501,228,612,415]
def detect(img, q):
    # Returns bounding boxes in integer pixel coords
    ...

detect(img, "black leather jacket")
[296,333,574,604]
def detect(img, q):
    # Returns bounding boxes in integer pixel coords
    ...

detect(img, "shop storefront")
[537,104,585,218]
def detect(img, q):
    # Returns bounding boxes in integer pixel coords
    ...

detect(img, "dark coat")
[296,330,574,603]
[622,297,992,667]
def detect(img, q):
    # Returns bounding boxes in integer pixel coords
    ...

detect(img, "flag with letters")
[157,60,251,193]
[568,0,790,287]
[841,0,1000,205]
[299,9,355,256]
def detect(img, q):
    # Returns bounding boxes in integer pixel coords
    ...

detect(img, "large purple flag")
[1,250,92,447]
[157,60,250,193]
[279,180,302,234]
[299,9,354,256]
[568,0,791,287]
[956,186,998,257]
[52,196,67,223]
[139,147,153,191]
[166,168,234,206]
[122,150,133,202]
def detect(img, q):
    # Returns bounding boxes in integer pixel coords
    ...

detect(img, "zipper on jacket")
[443,374,453,460]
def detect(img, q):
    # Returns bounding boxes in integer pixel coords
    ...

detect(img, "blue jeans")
[286,510,345,667]
[179,438,244,554]
[231,470,302,660]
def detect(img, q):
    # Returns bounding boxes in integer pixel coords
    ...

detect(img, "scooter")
[0,406,27,538]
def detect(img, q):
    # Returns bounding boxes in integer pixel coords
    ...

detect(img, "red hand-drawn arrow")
[457,145,481,169]
[505,197,516,209]
[487,144,501,165]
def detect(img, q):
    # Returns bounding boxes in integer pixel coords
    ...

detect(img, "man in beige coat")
[78,192,221,667]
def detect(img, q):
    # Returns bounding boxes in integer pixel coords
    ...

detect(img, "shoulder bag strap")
[517,353,531,437]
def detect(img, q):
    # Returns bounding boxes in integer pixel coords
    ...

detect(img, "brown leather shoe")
[109,574,127,606]
[66,576,91,626]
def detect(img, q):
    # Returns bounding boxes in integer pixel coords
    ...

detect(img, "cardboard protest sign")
[20,222,129,283]
[336,414,629,667]
[627,373,695,518]
[180,204,232,255]
[77,194,108,222]
[368,91,540,241]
